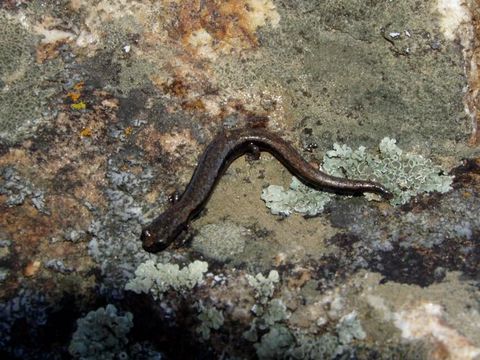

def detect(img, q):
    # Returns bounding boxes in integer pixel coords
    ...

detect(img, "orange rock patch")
[165,0,280,57]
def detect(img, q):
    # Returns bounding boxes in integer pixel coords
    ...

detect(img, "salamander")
[141,127,392,252]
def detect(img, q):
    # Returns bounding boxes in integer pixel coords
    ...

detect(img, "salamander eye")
[141,229,155,247]
[141,228,172,253]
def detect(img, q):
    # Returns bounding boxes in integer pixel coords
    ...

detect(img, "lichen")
[68,304,133,360]
[44,259,74,274]
[87,160,156,296]
[0,10,63,144]
[252,311,367,360]
[196,305,225,340]
[246,270,280,304]
[241,268,368,360]
[0,11,35,80]
[336,311,367,345]
[323,137,453,205]
[242,272,289,345]
[0,166,48,213]
[244,297,291,343]
[125,260,208,300]
[263,298,289,326]
[254,325,295,360]
[0,289,51,349]
[287,333,340,360]
[128,341,165,360]
[262,137,453,215]
[261,177,334,216]
[192,221,248,262]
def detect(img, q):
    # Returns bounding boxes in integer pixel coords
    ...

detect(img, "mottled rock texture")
[0,1,479,359]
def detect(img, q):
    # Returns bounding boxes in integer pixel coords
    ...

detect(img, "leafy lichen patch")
[323,137,453,205]
[68,304,133,360]
[125,259,208,300]
[196,305,225,340]
[261,177,334,216]
[262,137,453,218]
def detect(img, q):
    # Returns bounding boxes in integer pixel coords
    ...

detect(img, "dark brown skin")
[141,128,392,252]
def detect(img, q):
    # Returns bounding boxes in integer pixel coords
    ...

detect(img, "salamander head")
[141,215,186,253]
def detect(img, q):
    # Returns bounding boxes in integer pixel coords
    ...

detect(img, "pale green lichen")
[263,298,289,326]
[68,304,133,360]
[244,284,368,360]
[262,138,453,214]
[125,260,208,299]
[246,270,280,304]
[192,221,248,262]
[287,333,339,360]
[261,177,333,216]
[196,305,225,340]
[336,311,366,345]
[323,137,453,205]
[254,325,295,360]
[244,298,290,342]
[243,324,259,342]
[242,271,287,343]
[0,11,35,80]
[241,270,366,359]
[253,311,367,360]
[0,10,61,144]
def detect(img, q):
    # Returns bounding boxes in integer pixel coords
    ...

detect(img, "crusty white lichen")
[192,221,248,262]
[68,304,133,360]
[125,260,208,299]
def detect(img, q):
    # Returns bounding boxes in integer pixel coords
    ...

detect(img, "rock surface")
[0,1,479,359]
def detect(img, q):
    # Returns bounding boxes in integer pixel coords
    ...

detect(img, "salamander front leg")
[168,190,181,204]
[246,143,261,161]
